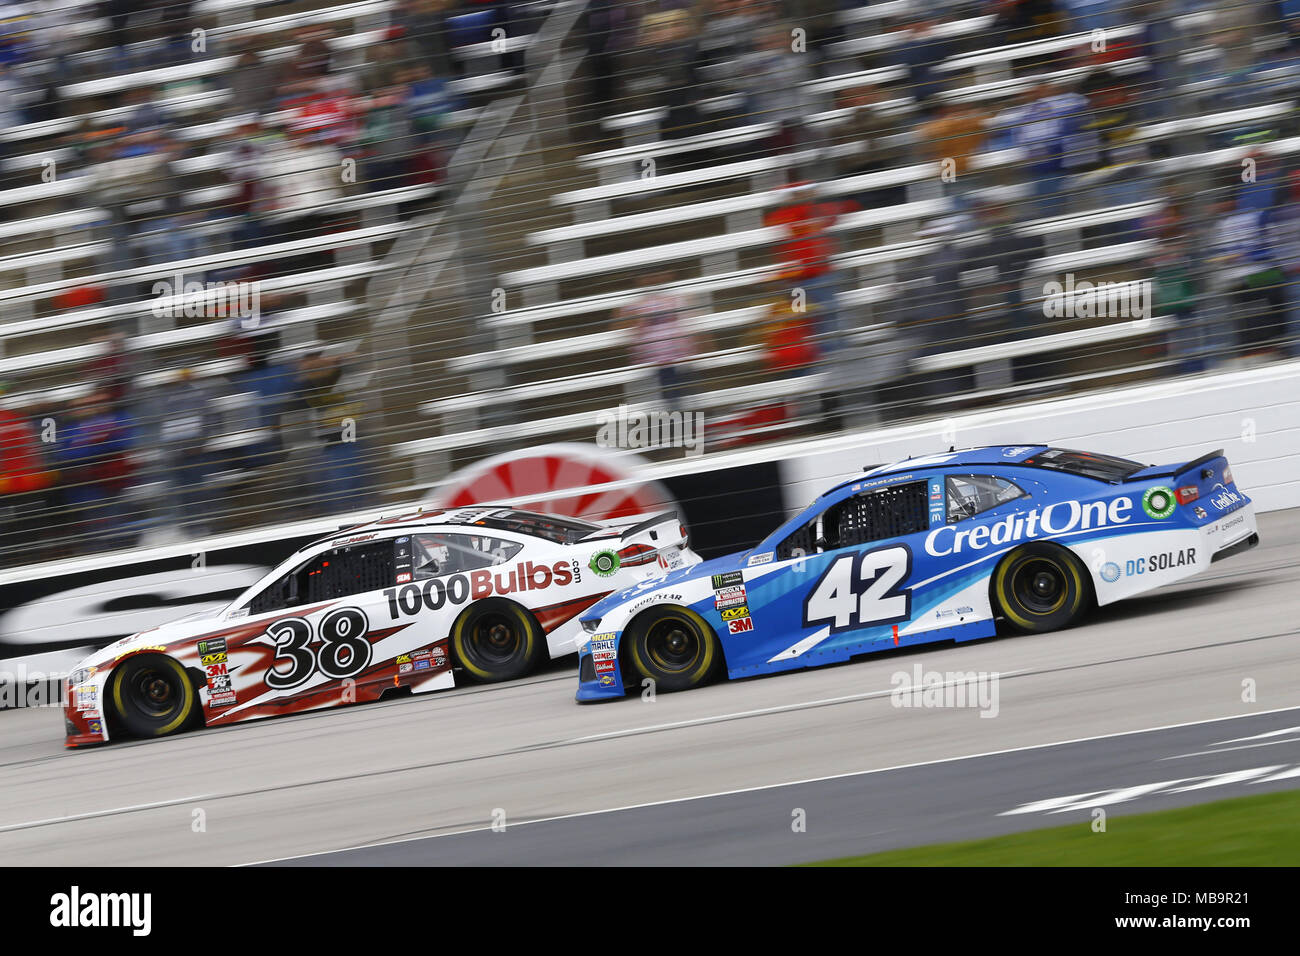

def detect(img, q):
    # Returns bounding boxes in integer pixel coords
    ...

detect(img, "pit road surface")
[1,510,1297,866]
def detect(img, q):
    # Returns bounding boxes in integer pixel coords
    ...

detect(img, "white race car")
[63,506,699,746]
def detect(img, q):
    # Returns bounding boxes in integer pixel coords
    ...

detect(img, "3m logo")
[727,617,754,634]
[720,605,750,621]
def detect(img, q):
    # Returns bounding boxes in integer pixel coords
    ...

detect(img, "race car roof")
[825,444,1150,499]
[296,506,604,555]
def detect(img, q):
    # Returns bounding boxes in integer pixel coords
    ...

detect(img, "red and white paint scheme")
[63,507,699,747]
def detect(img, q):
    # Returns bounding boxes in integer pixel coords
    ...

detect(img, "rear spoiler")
[619,511,680,540]
[1129,449,1224,480]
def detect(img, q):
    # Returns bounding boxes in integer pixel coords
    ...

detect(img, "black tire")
[451,599,543,682]
[992,543,1090,634]
[624,606,721,693]
[110,653,200,739]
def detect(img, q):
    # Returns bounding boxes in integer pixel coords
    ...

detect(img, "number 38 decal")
[264,608,373,690]
[802,545,912,634]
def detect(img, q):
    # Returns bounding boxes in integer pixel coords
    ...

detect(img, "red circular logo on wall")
[428,443,679,522]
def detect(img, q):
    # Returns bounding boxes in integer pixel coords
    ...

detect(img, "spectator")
[764,185,854,350]
[916,99,989,210]
[829,84,908,207]
[1208,190,1293,359]
[297,350,371,515]
[0,388,58,560]
[358,82,415,192]
[52,391,136,552]
[615,271,699,408]
[633,9,704,141]
[157,367,220,535]
[743,23,814,158]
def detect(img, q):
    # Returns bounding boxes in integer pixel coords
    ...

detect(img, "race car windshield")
[469,510,601,545]
[1022,448,1146,483]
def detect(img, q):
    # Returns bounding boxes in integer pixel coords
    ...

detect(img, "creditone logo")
[925,497,1134,557]
[1209,484,1242,513]
[1142,486,1176,519]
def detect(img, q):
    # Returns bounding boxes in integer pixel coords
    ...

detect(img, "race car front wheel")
[624,606,721,693]
[993,543,1090,634]
[110,653,200,739]
[451,600,543,683]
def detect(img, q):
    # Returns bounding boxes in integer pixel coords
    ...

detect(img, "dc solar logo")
[1100,562,1122,583]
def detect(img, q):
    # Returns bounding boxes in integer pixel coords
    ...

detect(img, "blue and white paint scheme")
[575,445,1259,700]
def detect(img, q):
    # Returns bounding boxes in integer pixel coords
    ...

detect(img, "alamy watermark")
[151,271,261,327]
[1042,274,1150,321]
[890,664,1001,718]
[596,404,704,457]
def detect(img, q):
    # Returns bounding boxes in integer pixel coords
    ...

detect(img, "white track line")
[245,702,1300,865]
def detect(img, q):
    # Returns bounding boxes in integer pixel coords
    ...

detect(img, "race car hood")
[74,604,228,671]
[583,550,747,620]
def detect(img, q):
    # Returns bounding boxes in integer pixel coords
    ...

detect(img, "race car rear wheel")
[624,606,720,693]
[110,653,199,739]
[993,543,1090,634]
[451,600,543,683]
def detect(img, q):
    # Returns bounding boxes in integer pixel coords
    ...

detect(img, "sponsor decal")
[1194,506,1208,520]
[928,477,945,525]
[1142,486,1176,520]
[209,675,232,693]
[594,659,616,674]
[1100,562,1121,583]
[589,550,621,577]
[598,674,615,686]
[1209,486,1242,513]
[720,605,750,621]
[399,662,413,674]
[711,571,744,589]
[747,551,774,567]
[588,638,616,653]
[331,533,378,547]
[1003,446,1035,457]
[726,616,755,634]
[200,652,227,667]
[204,662,228,678]
[1125,549,1196,575]
[925,496,1134,557]
[395,572,412,584]
[414,660,430,670]
[592,650,616,662]
[713,586,747,610]
[197,638,227,656]
[383,560,577,618]
[956,605,973,614]
[87,719,103,734]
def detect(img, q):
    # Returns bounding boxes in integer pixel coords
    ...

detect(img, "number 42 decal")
[802,545,912,634]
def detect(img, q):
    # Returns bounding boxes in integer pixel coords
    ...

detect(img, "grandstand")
[0,0,1298,565]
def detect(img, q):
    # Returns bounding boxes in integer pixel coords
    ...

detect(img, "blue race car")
[575,445,1260,699]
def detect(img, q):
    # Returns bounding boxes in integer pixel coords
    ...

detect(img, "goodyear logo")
[720,605,750,621]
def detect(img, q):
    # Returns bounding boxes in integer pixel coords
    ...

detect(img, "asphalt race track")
[2,510,1298,867]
